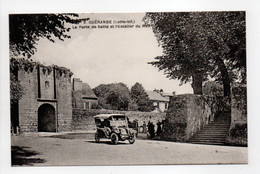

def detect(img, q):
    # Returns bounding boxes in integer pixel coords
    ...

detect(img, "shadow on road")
[46,133,94,140]
[87,140,131,145]
[11,146,46,166]
[43,132,150,141]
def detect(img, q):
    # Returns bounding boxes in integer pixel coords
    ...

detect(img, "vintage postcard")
[8,12,248,167]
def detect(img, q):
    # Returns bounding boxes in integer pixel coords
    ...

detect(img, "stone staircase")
[188,112,231,145]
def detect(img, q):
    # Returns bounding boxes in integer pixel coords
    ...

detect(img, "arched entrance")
[38,104,56,132]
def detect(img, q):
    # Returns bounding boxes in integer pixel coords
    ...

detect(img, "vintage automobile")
[94,114,137,144]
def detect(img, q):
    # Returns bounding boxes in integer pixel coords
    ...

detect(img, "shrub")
[229,124,247,139]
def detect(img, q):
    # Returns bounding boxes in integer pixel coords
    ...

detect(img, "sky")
[33,13,193,94]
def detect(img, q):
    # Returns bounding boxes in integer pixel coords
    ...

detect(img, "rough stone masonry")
[12,59,73,133]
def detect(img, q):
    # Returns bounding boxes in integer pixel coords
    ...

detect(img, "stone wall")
[230,85,247,127]
[72,90,84,109]
[72,109,166,131]
[226,85,247,146]
[72,78,84,109]
[186,96,212,139]
[56,69,73,131]
[18,67,38,132]
[162,94,223,141]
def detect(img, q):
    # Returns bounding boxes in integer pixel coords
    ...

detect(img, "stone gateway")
[11,58,73,133]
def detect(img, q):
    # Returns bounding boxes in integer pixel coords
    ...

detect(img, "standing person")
[148,122,155,139]
[143,121,147,133]
[156,121,162,136]
[161,120,165,132]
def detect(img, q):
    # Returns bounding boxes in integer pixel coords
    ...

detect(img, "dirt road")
[11,132,247,166]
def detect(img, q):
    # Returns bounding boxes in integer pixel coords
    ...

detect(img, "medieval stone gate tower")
[13,60,73,133]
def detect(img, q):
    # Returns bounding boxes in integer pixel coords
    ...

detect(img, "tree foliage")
[93,83,131,110]
[144,12,246,95]
[202,81,224,96]
[130,82,153,112]
[10,73,23,104]
[9,13,88,58]
[106,83,131,110]
[93,82,154,111]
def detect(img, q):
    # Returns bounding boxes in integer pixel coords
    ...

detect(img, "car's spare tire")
[110,133,119,145]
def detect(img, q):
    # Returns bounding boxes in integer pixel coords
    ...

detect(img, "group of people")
[142,120,163,139]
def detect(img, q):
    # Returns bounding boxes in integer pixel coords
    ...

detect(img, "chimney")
[72,78,82,91]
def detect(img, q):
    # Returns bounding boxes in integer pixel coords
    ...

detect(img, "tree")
[106,83,131,110]
[10,73,23,105]
[144,12,245,96]
[9,13,88,58]
[93,83,131,110]
[202,81,224,96]
[130,82,153,112]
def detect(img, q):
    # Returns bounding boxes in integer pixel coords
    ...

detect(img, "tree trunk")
[216,58,231,97]
[191,72,203,94]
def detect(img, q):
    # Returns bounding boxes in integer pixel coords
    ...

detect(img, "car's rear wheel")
[95,133,100,142]
[128,134,136,144]
[111,133,118,145]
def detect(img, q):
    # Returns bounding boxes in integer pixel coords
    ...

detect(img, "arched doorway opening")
[38,104,56,132]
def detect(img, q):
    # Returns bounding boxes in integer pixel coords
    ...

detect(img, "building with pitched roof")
[72,78,98,109]
[146,90,170,112]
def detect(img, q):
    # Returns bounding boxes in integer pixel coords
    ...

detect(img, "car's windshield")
[110,116,127,127]
[112,115,126,121]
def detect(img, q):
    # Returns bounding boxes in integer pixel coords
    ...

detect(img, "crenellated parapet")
[10,58,73,78]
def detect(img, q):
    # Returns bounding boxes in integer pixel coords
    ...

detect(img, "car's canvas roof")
[93,114,126,119]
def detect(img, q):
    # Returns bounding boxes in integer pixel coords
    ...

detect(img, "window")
[84,102,90,109]
[45,81,50,88]
[165,103,168,109]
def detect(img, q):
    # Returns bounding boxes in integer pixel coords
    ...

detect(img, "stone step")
[200,130,229,132]
[190,137,226,141]
[187,112,231,145]
[189,140,225,144]
[205,124,230,126]
[196,135,228,137]
[215,119,231,121]
[189,139,226,143]
[199,129,229,132]
[188,141,225,145]
[197,132,228,135]
[202,127,229,128]
[198,131,229,134]
[202,127,230,129]
[205,127,230,129]
[203,126,229,128]
[209,123,230,125]
[190,134,227,138]
[215,120,231,121]
[202,124,230,127]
